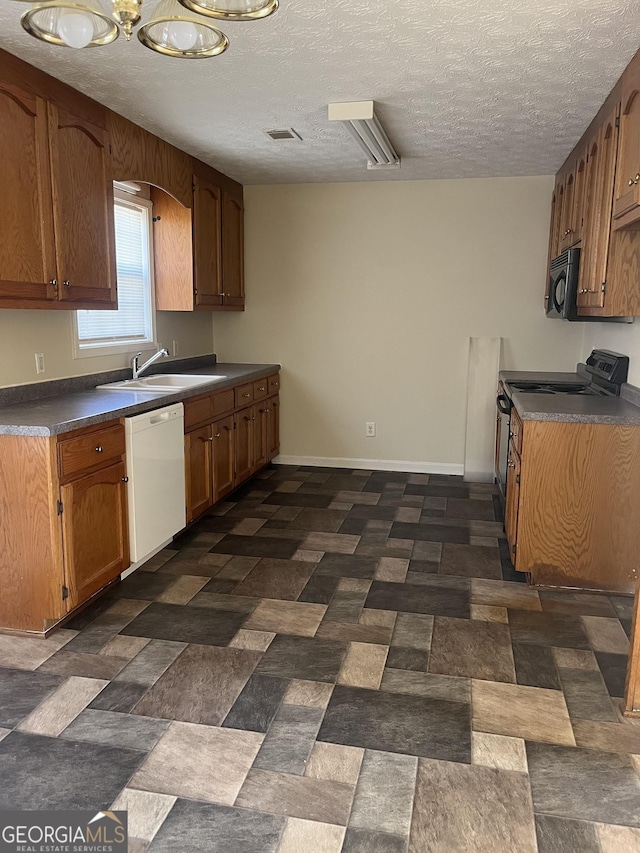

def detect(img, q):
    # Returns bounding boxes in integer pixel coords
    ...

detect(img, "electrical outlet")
[35,352,45,375]
[366,422,376,437]
[172,340,179,357]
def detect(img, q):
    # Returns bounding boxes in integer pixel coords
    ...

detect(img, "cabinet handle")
[49,279,58,289]
[629,174,640,186]
[121,476,129,483]
[63,280,71,287]
[95,446,103,452]
[564,229,572,236]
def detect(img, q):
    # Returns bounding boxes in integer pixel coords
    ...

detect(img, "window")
[74,190,155,357]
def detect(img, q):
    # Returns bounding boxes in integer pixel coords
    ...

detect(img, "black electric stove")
[507,350,629,399]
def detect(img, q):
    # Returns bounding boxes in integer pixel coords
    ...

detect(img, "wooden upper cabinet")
[570,148,587,246]
[559,169,575,251]
[193,176,223,308]
[577,107,619,313]
[0,83,56,304]
[108,112,192,208]
[222,192,245,309]
[48,104,117,306]
[613,61,640,227]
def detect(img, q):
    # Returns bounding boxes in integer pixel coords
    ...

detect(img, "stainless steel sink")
[97,374,227,393]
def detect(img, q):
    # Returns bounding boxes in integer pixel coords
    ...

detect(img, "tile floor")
[1,466,639,851]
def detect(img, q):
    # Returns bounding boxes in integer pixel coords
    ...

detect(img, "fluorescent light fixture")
[328,101,400,170]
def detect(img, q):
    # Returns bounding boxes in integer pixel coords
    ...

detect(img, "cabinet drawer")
[235,382,254,408]
[58,423,125,480]
[253,378,269,401]
[212,388,234,417]
[184,394,214,431]
[510,409,523,455]
[268,374,280,394]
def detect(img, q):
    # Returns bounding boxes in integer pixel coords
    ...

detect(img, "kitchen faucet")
[132,347,169,380]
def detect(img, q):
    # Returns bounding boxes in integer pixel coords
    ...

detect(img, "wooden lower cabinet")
[505,416,640,594]
[183,375,280,525]
[0,419,130,634]
[213,415,234,502]
[185,424,214,523]
[234,405,254,483]
[267,395,280,460]
[61,460,129,610]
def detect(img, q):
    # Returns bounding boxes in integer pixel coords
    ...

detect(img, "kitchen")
[1,1,640,851]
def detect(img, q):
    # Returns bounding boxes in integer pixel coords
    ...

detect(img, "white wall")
[213,177,585,470]
[0,310,213,388]
[582,323,640,387]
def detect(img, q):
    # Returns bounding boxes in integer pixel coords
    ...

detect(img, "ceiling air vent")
[264,128,302,141]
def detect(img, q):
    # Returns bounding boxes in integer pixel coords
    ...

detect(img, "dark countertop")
[499,369,640,425]
[0,362,280,437]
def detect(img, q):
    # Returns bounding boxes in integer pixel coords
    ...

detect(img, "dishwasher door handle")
[150,411,172,425]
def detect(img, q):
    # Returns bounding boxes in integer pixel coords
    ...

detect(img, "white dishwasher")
[125,402,186,567]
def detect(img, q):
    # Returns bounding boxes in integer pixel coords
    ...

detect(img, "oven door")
[495,390,512,499]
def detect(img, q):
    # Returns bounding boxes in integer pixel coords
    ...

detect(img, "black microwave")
[545,249,633,323]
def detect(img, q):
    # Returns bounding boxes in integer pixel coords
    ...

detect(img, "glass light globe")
[57,11,94,48]
[166,20,198,51]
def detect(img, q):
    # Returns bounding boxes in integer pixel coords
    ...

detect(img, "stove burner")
[509,381,599,396]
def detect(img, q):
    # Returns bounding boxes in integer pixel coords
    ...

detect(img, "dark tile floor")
[0,466,639,851]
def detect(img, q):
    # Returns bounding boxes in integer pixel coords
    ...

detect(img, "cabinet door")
[549,179,563,261]
[0,84,56,304]
[614,80,640,222]
[570,148,587,246]
[185,425,213,523]
[221,192,244,309]
[48,103,117,306]
[252,402,268,474]
[234,407,253,484]
[60,460,129,610]
[559,169,575,251]
[578,109,619,310]
[267,394,280,461]
[212,415,234,503]
[193,175,223,308]
[504,442,521,567]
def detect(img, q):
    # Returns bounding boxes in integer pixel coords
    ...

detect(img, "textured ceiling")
[1,0,639,184]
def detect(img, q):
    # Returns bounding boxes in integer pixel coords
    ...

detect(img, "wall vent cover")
[264,128,302,140]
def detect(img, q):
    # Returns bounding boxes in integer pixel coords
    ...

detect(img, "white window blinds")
[76,196,153,349]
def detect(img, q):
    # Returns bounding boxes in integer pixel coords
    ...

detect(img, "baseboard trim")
[273,455,464,476]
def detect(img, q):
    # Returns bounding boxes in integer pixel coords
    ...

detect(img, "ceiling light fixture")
[14,0,275,57]
[328,101,400,170]
[177,0,278,21]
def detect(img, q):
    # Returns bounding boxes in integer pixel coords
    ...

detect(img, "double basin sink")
[97,374,227,394]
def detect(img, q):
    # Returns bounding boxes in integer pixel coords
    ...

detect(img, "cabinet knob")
[208,436,214,442]
[508,461,516,469]
[63,280,71,287]
[251,416,256,421]
[629,174,640,186]
[214,433,221,438]
[243,393,251,398]
[258,386,265,391]
[564,229,572,236]
[121,476,129,483]
[49,279,58,289]
[95,446,103,452]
